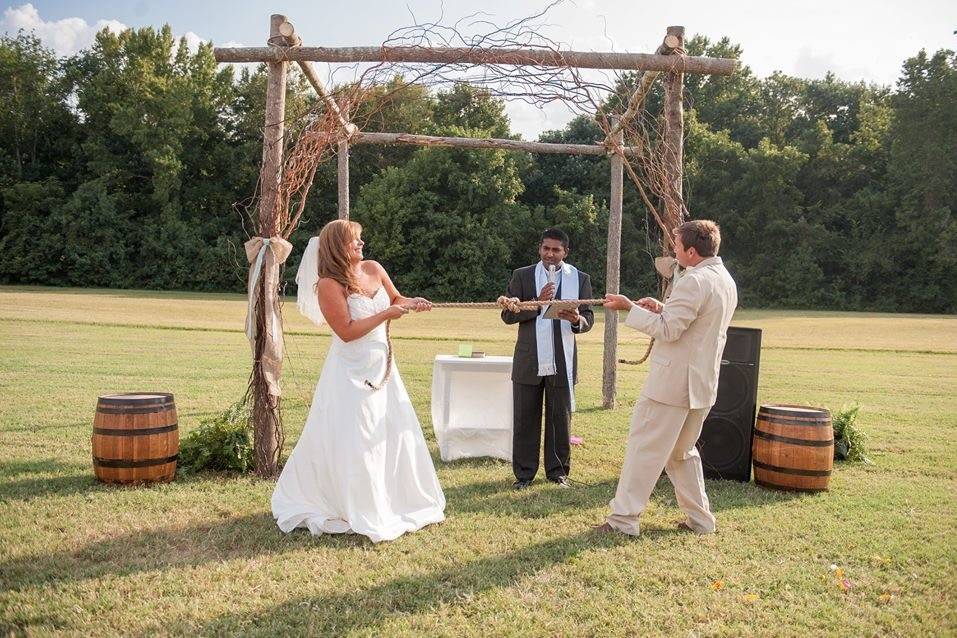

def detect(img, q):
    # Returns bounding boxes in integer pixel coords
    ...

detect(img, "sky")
[3,0,955,139]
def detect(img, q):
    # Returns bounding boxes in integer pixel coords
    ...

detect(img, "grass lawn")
[1,285,955,636]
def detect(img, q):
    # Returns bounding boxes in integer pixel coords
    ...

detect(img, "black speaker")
[696,326,761,482]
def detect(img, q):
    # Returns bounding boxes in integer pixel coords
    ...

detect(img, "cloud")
[791,47,836,79]
[180,30,205,53]
[1,3,216,58]
[791,45,888,86]
[505,100,580,141]
[1,3,127,56]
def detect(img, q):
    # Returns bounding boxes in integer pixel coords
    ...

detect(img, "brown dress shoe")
[592,522,618,535]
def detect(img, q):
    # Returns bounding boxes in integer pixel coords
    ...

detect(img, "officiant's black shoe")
[547,475,571,488]
[512,479,533,490]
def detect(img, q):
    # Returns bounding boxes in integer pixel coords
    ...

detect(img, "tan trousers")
[606,396,716,535]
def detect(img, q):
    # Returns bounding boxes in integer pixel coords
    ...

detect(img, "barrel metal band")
[92,454,178,468]
[760,405,829,419]
[754,478,827,492]
[93,424,178,436]
[753,459,831,477]
[98,393,172,402]
[96,404,175,415]
[759,414,831,426]
[754,429,834,447]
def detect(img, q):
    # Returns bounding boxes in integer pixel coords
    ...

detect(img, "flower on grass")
[879,592,894,604]
[827,564,852,593]
[740,593,759,604]
[710,580,725,591]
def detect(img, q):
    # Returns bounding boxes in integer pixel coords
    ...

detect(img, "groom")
[501,228,594,489]
[597,220,737,536]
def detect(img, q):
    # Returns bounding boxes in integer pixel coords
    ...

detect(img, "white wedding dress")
[272,287,446,542]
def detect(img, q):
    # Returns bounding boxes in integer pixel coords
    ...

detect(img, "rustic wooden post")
[602,115,624,409]
[251,14,288,477]
[608,32,682,138]
[338,138,350,219]
[662,25,685,229]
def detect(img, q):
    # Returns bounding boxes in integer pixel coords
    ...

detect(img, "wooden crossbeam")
[352,131,639,157]
[214,45,736,75]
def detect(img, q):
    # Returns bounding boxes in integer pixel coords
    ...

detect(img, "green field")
[1,286,955,636]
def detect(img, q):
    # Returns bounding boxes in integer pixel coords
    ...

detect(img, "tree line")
[1,26,954,312]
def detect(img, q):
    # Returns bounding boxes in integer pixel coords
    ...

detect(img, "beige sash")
[244,236,293,397]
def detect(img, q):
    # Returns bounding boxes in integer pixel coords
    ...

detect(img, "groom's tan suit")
[606,256,737,534]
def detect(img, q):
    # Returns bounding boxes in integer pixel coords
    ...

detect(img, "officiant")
[501,228,594,489]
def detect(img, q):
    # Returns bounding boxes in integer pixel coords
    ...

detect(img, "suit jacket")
[625,256,738,409]
[501,264,594,386]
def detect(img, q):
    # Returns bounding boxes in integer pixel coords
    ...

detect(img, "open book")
[542,304,566,320]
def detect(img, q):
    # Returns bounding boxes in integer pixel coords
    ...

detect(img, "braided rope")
[435,297,608,312]
[363,319,393,391]
[362,297,611,391]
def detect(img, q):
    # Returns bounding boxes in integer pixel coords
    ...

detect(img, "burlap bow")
[244,236,293,397]
[654,256,677,278]
[655,255,682,300]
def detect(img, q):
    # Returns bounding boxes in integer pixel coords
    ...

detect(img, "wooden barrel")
[752,404,833,492]
[92,393,178,483]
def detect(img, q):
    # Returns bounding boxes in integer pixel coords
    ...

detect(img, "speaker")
[696,326,762,482]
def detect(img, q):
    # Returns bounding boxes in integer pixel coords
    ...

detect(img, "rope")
[364,319,394,391]
[435,297,608,312]
[618,340,653,366]
[363,297,611,392]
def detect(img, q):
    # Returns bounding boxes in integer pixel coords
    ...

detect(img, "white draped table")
[430,355,513,462]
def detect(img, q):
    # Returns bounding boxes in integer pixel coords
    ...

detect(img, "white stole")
[534,261,579,411]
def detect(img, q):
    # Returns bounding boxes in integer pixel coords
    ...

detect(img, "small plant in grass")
[178,401,253,474]
[832,403,870,463]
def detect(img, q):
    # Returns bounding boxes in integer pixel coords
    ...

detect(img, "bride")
[271,219,446,542]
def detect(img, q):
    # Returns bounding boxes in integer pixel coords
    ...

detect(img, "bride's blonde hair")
[317,219,364,295]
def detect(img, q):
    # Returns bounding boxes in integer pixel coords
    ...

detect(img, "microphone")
[546,264,558,299]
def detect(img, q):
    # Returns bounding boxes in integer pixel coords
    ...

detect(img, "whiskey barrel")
[752,404,833,492]
[92,393,178,483]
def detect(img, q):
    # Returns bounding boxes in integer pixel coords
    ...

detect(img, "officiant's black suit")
[501,265,594,482]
